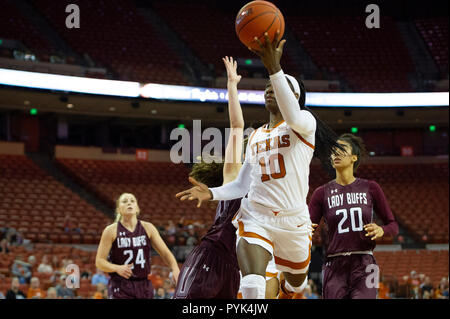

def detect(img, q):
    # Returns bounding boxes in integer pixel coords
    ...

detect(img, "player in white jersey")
[176,31,343,299]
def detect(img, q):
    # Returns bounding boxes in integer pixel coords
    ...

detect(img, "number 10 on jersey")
[259,153,286,182]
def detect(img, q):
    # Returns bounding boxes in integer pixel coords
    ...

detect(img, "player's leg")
[265,277,279,299]
[322,257,351,299]
[273,227,311,297]
[349,254,378,299]
[265,257,280,299]
[216,262,241,299]
[236,238,272,299]
[174,245,219,299]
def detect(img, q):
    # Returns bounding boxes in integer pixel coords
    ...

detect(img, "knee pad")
[240,274,266,299]
[285,276,308,293]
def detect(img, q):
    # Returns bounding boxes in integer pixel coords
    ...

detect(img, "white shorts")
[232,199,313,274]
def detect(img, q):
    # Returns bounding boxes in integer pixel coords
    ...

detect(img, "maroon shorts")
[322,254,378,299]
[174,241,240,299]
[108,277,154,299]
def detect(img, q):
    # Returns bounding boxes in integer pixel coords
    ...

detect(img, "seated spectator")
[27,255,37,271]
[91,268,109,286]
[63,214,81,234]
[1,223,17,244]
[165,220,177,236]
[185,225,198,247]
[37,255,54,274]
[303,285,319,299]
[55,275,75,299]
[154,287,169,299]
[5,277,26,299]
[81,268,92,280]
[11,255,32,284]
[420,276,434,297]
[0,238,10,254]
[162,278,175,298]
[92,283,107,299]
[27,277,46,299]
[51,255,60,270]
[397,275,412,298]
[148,270,163,290]
[46,287,58,299]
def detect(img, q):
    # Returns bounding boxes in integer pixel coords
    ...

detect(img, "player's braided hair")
[294,79,345,178]
[337,133,367,172]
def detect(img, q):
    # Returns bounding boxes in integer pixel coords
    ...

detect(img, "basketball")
[235,1,285,51]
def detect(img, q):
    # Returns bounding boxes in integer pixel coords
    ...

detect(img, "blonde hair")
[114,193,140,223]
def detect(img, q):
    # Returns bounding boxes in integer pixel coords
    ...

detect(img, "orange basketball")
[235,1,285,51]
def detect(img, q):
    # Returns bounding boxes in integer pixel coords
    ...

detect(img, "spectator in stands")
[51,255,60,270]
[397,275,412,298]
[420,276,434,298]
[81,268,92,280]
[93,283,107,299]
[91,268,109,286]
[27,277,46,299]
[166,220,177,236]
[63,214,81,234]
[55,275,75,299]
[46,287,58,299]
[1,222,17,244]
[11,255,32,284]
[185,225,198,246]
[27,255,37,271]
[0,291,4,299]
[148,269,164,291]
[154,287,169,299]
[37,255,54,274]
[5,277,26,299]
[0,237,10,254]
[303,285,319,299]
[163,278,175,298]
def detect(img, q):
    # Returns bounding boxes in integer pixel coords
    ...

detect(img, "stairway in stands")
[27,152,114,220]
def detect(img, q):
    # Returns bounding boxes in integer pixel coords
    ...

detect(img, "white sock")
[241,274,266,299]
[285,276,308,293]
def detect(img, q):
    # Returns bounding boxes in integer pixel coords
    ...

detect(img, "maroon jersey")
[309,178,398,256]
[108,220,152,280]
[201,198,242,262]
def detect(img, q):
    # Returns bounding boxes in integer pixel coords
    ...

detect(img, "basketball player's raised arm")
[270,70,316,137]
[251,31,316,137]
[210,149,251,200]
[368,181,399,237]
[222,56,244,185]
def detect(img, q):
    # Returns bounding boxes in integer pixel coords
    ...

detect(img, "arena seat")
[415,18,449,76]
[0,0,54,60]
[374,250,449,286]
[286,15,415,92]
[56,159,217,228]
[0,155,110,244]
[308,162,448,244]
[153,2,302,80]
[32,0,189,85]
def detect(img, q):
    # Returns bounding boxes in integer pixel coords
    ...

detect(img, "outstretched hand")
[175,177,213,208]
[249,30,286,75]
[223,56,242,85]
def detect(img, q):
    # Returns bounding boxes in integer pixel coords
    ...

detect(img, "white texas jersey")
[246,120,315,213]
